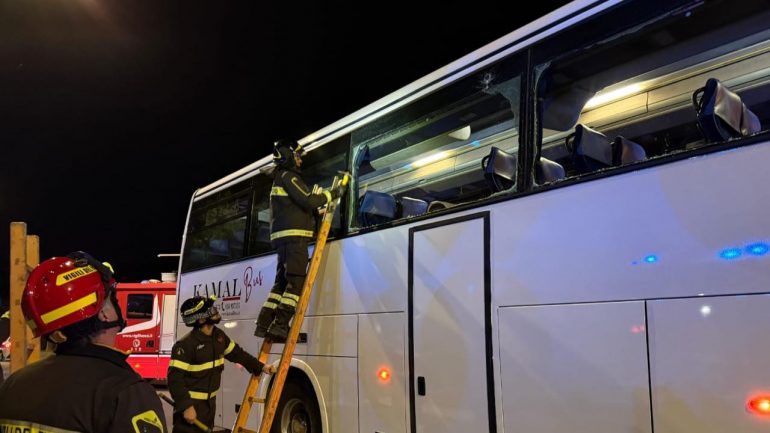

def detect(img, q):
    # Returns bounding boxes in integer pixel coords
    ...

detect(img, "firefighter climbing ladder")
[232,174,348,433]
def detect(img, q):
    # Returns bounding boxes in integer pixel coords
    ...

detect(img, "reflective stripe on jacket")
[270,168,330,243]
[167,327,262,412]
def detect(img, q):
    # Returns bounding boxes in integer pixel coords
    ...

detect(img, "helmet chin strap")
[204,316,221,325]
[96,290,127,332]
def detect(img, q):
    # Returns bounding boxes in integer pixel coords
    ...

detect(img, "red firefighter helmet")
[22,255,114,338]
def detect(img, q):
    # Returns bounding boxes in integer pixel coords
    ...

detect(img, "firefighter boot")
[254,306,276,338]
[266,304,295,343]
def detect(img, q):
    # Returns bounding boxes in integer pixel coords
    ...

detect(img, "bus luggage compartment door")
[498,301,652,433]
[648,294,770,432]
[409,214,495,433]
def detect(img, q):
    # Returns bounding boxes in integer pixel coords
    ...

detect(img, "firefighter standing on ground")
[168,296,274,432]
[0,251,167,433]
[254,138,344,342]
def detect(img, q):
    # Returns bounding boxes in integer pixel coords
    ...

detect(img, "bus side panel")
[358,312,407,433]
[648,294,770,432]
[296,355,358,433]
[498,301,651,433]
[492,141,770,307]
[304,315,357,357]
[217,315,358,430]
[312,228,409,316]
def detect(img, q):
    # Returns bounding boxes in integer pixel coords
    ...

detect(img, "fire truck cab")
[115,282,176,382]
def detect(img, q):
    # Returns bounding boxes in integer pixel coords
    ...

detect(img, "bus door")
[409,213,495,433]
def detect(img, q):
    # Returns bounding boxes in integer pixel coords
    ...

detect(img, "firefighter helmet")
[22,252,118,338]
[180,295,219,326]
[272,138,304,167]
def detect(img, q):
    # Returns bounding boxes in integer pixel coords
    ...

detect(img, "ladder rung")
[237,428,257,433]
[248,397,265,404]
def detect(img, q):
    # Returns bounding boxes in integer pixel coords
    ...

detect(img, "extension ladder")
[232,174,348,433]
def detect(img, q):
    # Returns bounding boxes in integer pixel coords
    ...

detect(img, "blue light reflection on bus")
[718,242,769,260]
[644,255,658,263]
[719,248,742,260]
[746,243,769,256]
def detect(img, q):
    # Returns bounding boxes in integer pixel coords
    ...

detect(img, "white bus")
[175,0,770,432]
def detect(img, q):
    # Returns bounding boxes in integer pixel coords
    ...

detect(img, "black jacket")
[167,326,262,412]
[270,168,331,243]
[0,343,166,433]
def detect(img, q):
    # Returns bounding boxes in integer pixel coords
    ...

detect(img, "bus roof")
[195,0,610,200]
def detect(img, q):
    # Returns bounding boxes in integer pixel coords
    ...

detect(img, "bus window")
[534,0,770,184]
[350,61,523,228]
[247,172,274,256]
[182,181,251,271]
[298,135,350,238]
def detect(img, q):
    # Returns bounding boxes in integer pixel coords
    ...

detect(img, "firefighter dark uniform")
[0,252,166,433]
[254,138,340,342]
[168,298,263,433]
[0,343,166,433]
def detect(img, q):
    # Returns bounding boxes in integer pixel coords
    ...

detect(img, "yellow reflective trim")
[189,390,218,400]
[183,299,205,316]
[101,262,115,274]
[55,265,97,286]
[290,177,311,196]
[223,340,236,356]
[262,301,277,309]
[268,293,282,301]
[323,190,332,204]
[131,410,164,433]
[169,357,224,372]
[40,292,98,325]
[282,293,300,302]
[2,311,9,319]
[271,187,289,196]
[0,419,80,433]
[270,229,314,240]
[280,298,297,308]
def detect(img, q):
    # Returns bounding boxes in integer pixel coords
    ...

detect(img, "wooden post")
[9,222,27,374]
[25,235,40,363]
[9,223,43,373]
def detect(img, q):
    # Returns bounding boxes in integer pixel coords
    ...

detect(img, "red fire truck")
[114,282,176,382]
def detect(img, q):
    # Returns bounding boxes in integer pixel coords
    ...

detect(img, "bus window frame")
[528,0,770,184]
[347,53,529,233]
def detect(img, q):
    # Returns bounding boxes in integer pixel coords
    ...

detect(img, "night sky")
[0,1,568,307]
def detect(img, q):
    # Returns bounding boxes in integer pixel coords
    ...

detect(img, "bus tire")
[271,380,322,433]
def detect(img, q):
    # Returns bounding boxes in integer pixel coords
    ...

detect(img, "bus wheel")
[273,381,322,433]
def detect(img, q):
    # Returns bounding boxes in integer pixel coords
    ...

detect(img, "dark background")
[0,1,568,307]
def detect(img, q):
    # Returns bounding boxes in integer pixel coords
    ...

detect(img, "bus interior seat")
[400,196,429,218]
[535,157,566,184]
[566,124,647,174]
[427,200,456,213]
[693,78,761,143]
[358,190,398,227]
[566,124,614,173]
[481,146,517,192]
[613,136,647,164]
